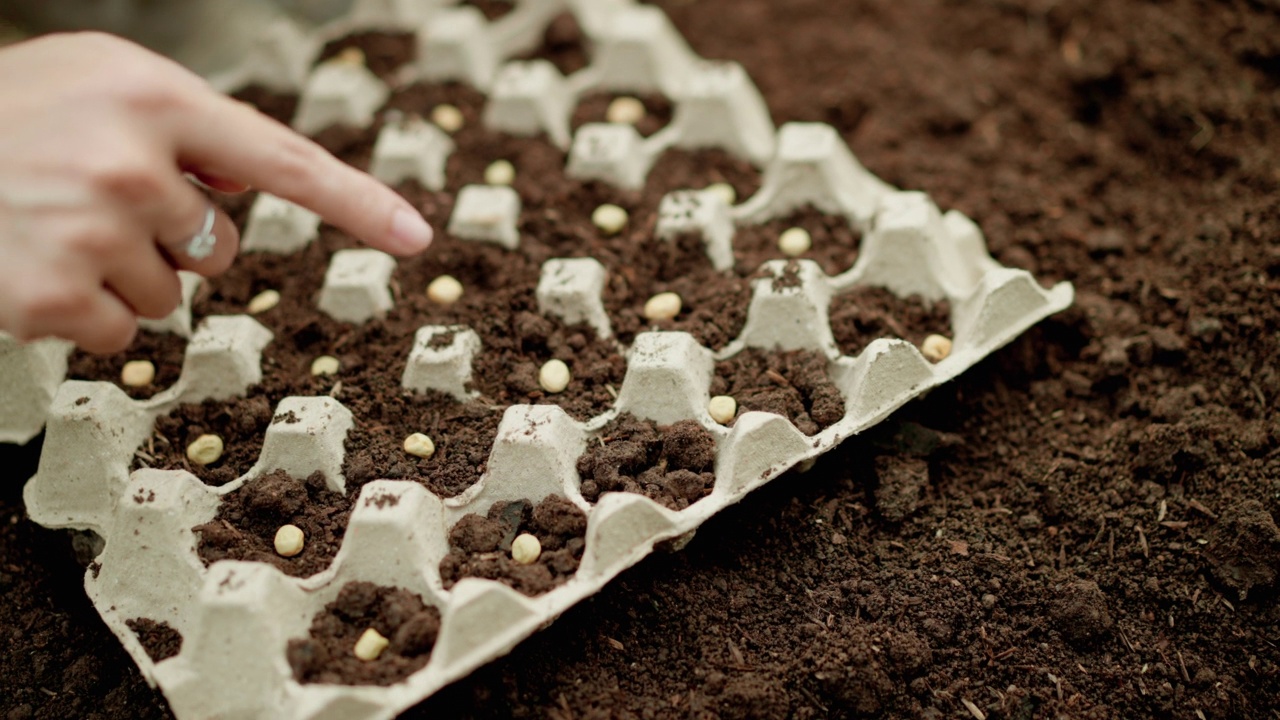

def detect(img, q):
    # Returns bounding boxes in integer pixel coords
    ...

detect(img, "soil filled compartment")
[570,92,675,138]
[194,470,350,579]
[730,205,863,278]
[66,330,192,401]
[712,348,845,435]
[575,414,718,510]
[341,390,503,500]
[288,582,442,686]
[316,31,416,81]
[829,285,954,359]
[439,494,588,596]
[138,394,275,486]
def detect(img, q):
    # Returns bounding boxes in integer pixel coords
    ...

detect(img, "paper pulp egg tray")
[12,1,1073,718]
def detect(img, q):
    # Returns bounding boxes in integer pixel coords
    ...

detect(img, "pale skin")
[0,32,435,353]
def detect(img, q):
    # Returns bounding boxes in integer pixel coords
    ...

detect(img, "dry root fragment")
[708,395,737,424]
[274,524,305,558]
[921,334,953,363]
[539,359,571,394]
[511,533,542,565]
[431,104,464,133]
[311,355,341,377]
[247,289,281,315]
[605,96,646,125]
[592,204,628,235]
[186,434,224,466]
[643,292,683,321]
[353,628,389,661]
[426,275,464,306]
[120,360,156,387]
[778,227,811,257]
[484,159,515,186]
[404,433,436,460]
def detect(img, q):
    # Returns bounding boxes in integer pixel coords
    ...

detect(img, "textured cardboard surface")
[16,2,1073,718]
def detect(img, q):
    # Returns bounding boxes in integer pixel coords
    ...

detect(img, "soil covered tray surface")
[4,0,1280,718]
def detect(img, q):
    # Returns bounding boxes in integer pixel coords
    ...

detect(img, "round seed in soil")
[353,628,390,661]
[511,533,542,565]
[706,182,736,206]
[539,359,571,394]
[274,525,305,558]
[431,104,464,133]
[426,275,464,306]
[335,47,366,66]
[484,159,515,186]
[605,96,646,125]
[404,433,436,460]
[186,434,224,466]
[592,204,629,235]
[778,227,811,257]
[708,395,737,424]
[247,289,281,315]
[921,334,953,362]
[120,360,156,387]
[311,355,341,377]
[643,292,683,321]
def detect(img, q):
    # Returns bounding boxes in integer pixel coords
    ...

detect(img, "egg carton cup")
[21,183,1071,720]
[24,315,273,533]
[218,0,775,166]
[19,2,1076,718]
[0,334,74,446]
[0,270,207,448]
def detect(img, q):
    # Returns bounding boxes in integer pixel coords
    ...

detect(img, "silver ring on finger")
[184,203,218,260]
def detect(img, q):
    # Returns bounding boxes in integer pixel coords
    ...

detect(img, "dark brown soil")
[731,205,863,278]
[124,619,183,664]
[194,470,350,579]
[316,31,416,81]
[576,414,718,511]
[66,330,189,400]
[439,495,588,596]
[288,581,442,686]
[4,0,1280,718]
[571,93,675,138]
[712,349,845,435]
[829,286,953,358]
[138,395,275,486]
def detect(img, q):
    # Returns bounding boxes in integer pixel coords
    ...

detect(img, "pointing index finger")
[175,91,433,256]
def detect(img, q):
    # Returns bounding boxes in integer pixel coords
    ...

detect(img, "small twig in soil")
[764,369,790,387]
[1088,518,1106,550]
[1117,626,1135,653]
[1187,498,1217,519]
[961,697,986,720]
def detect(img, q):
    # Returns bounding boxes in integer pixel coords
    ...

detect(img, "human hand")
[0,32,434,353]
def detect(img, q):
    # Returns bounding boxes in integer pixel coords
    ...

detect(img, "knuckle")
[270,135,326,196]
[18,285,93,322]
[68,225,126,258]
[89,161,165,206]
[137,278,183,320]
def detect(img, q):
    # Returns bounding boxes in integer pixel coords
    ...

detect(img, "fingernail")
[390,207,433,253]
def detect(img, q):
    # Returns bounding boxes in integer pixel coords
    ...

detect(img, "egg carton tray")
[17,1,1074,719]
